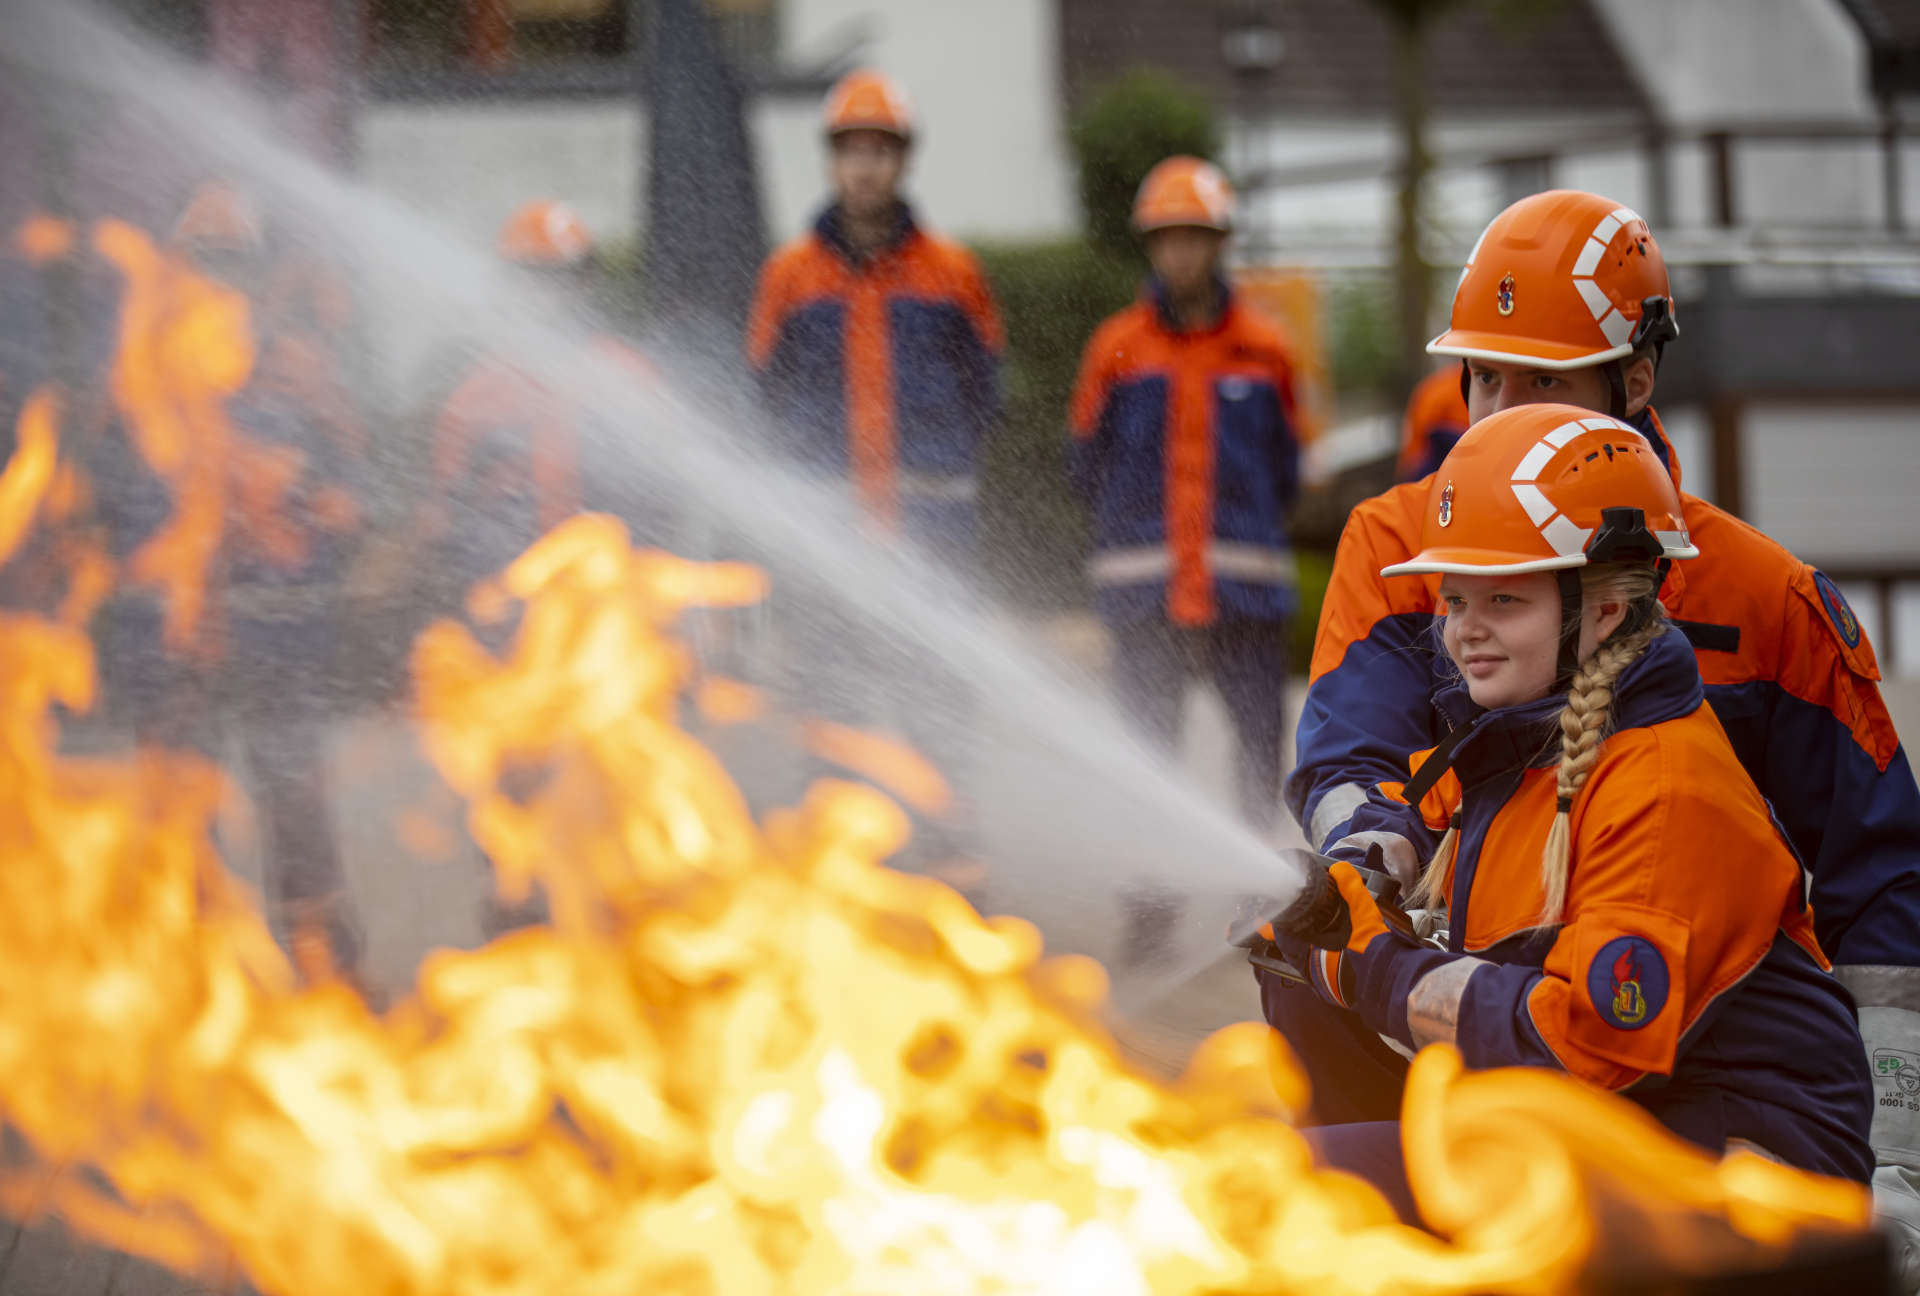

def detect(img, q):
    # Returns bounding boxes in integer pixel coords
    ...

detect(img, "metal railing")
[1232,116,1920,270]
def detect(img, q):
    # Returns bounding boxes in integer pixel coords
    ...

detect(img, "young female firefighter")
[1261,402,1873,1222]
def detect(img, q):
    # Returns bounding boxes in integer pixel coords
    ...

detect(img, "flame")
[0,387,60,565]
[14,213,75,264]
[95,219,256,653]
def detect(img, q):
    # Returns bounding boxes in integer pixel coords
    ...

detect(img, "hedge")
[973,239,1139,611]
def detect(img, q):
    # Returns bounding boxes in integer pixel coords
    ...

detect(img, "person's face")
[1145,226,1225,300]
[829,130,907,220]
[1463,355,1656,424]
[1439,572,1627,709]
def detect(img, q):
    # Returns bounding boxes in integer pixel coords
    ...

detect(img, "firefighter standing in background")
[1285,189,1920,1277]
[422,199,660,935]
[745,70,1002,880]
[423,199,658,604]
[1069,157,1303,835]
[1395,362,1470,483]
[746,69,1002,550]
[172,180,365,981]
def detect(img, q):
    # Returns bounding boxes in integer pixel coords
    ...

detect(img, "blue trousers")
[1108,616,1287,830]
[1257,962,1421,1224]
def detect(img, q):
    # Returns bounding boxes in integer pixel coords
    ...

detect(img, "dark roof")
[1060,0,1649,117]
[1833,0,1920,95]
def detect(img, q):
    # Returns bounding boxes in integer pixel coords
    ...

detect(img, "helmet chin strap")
[1603,361,1630,420]
[1555,556,1671,691]
[1554,567,1586,691]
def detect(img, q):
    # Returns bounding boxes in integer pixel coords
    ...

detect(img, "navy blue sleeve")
[1067,398,1110,507]
[1762,690,1920,970]
[1286,611,1447,880]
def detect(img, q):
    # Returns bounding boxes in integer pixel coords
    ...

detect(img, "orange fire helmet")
[1382,402,1697,578]
[1131,156,1235,234]
[172,180,265,253]
[1427,189,1678,371]
[497,200,594,268]
[822,69,914,142]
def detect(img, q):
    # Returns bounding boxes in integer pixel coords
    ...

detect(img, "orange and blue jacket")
[1396,365,1469,483]
[1068,280,1302,626]
[746,203,1002,529]
[1289,407,1920,988]
[1342,627,1871,1180]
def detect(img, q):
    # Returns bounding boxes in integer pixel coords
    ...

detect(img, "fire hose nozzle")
[1228,847,1407,985]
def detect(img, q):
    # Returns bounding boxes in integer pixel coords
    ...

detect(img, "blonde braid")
[1537,618,1662,924]
[1406,819,1457,913]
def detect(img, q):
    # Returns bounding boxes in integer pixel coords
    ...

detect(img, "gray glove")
[1839,967,1920,1295]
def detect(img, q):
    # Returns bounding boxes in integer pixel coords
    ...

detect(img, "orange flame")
[0,387,60,565]
[0,501,1870,1295]
[95,219,256,653]
[14,213,75,264]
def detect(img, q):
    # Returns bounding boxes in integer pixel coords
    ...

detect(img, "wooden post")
[1707,396,1746,520]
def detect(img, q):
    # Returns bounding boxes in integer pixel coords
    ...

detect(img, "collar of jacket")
[814,200,918,268]
[1431,624,1704,786]
[1629,405,1680,488]
[1146,274,1234,336]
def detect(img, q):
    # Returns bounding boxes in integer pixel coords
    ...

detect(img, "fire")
[13,213,75,264]
[0,212,1873,1296]
[95,218,256,654]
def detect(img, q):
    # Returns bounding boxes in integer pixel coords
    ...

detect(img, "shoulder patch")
[1811,570,1862,649]
[1587,935,1669,1031]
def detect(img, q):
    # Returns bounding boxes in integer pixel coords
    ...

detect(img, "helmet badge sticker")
[1496,273,1516,316]
[1438,481,1454,528]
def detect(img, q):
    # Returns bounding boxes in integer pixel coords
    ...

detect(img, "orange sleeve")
[1780,564,1900,771]
[955,247,1005,355]
[745,252,789,371]
[1068,325,1116,442]
[1521,726,1797,1089]
[1306,481,1438,681]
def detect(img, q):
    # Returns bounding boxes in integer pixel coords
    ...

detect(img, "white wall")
[357,0,1076,252]
[1229,109,1644,264]
[1590,0,1876,122]
[358,99,644,252]
[763,0,1076,242]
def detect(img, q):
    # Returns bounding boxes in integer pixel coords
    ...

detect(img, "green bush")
[973,240,1139,610]
[1069,70,1221,258]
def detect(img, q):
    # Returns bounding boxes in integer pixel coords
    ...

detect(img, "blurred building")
[37,0,1920,673]
[354,0,1076,242]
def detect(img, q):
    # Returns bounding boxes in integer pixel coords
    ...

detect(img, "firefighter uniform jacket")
[1396,365,1469,483]
[1068,281,1302,627]
[1289,408,1920,995]
[746,203,1002,531]
[1337,627,1872,1181]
